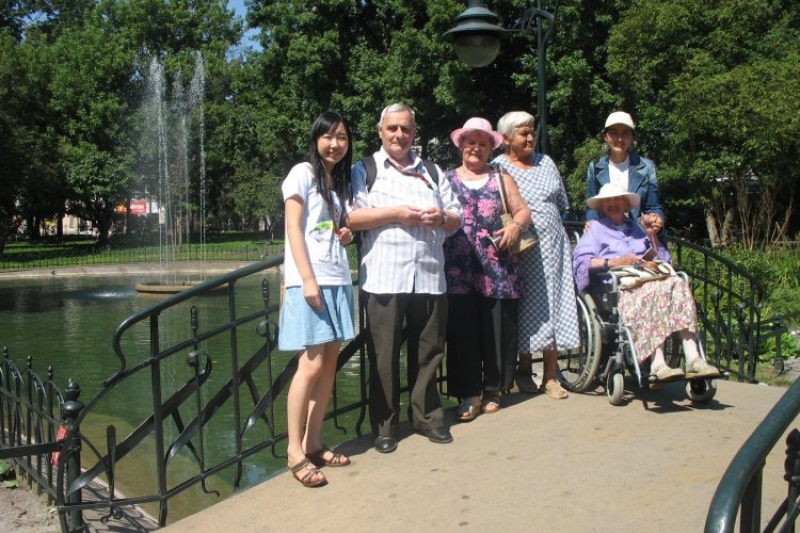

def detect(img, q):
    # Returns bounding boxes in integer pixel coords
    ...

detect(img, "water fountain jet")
[134,53,211,295]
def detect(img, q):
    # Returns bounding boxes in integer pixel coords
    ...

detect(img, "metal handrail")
[705,378,800,533]
[0,227,789,533]
[54,255,333,531]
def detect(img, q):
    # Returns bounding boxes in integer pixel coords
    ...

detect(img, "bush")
[721,246,800,317]
[720,246,800,362]
[759,331,800,363]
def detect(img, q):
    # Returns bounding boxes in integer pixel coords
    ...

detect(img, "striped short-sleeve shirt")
[351,148,462,295]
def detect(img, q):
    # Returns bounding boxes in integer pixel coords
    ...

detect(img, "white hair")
[496,111,535,138]
[378,103,416,128]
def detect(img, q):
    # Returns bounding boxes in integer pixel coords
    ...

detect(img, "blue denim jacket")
[585,153,665,224]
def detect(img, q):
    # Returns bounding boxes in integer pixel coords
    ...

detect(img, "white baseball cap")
[604,111,635,130]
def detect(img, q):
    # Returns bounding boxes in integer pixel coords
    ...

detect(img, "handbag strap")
[495,167,510,215]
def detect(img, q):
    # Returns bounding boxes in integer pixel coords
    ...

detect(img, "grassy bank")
[0,232,285,272]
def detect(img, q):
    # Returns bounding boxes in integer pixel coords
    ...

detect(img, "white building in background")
[61,213,94,236]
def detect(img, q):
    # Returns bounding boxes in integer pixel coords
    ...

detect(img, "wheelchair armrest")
[588,267,619,292]
[585,266,620,314]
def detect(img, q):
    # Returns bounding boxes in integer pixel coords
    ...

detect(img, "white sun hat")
[586,182,641,212]
[604,111,636,131]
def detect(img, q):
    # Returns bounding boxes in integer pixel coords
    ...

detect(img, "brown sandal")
[289,458,327,487]
[306,445,351,468]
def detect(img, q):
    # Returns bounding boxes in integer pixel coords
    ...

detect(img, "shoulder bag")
[496,170,536,254]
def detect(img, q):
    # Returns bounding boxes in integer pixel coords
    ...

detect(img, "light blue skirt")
[278,285,355,351]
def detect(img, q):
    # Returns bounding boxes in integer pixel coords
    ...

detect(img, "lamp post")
[444,0,560,155]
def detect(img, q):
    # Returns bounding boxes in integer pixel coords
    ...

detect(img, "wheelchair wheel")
[557,293,602,392]
[607,371,625,405]
[687,378,717,403]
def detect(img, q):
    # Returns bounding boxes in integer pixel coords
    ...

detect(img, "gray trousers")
[364,291,447,437]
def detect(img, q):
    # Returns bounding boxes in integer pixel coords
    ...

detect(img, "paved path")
[155,379,797,533]
[0,261,266,279]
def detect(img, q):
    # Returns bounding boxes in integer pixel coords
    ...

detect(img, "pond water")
[0,272,366,523]
[0,275,156,390]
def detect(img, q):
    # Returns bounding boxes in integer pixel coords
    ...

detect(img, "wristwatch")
[441,211,449,226]
[603,258,609,269]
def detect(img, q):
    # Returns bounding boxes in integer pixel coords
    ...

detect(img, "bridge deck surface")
[157,378,796,533]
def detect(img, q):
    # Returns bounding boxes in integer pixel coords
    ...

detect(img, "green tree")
[46,20,135,245]
[244,0,529,171]
[233,172,283,241]
[0,32,25,251]
[1,25,67,243]
[244,0,633,213]
[604,0,800,247]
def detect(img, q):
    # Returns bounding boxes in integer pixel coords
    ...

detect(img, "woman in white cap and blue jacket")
[585,111,665,236]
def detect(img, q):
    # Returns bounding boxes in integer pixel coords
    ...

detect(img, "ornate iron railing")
[54,256,371,532]
[0,227,793,533]
[0,256,369,532]
[0,351,67,496]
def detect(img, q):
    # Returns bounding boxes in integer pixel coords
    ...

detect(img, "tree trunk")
[721,208,735,247]
[705,209,720,247]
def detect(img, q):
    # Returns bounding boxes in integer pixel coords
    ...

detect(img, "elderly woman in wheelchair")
[570,183,719,402]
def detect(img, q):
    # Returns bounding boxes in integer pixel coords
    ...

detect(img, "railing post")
[784,429,800,533]
[62,379,84,532]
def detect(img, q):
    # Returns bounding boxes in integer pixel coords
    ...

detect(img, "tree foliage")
[601,0,800,247]
[1,0,798,250]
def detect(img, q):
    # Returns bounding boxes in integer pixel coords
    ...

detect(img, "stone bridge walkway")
[154,379,797,533]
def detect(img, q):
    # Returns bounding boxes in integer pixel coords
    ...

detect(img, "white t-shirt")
[609,156,630,191]
[282,163,351,287]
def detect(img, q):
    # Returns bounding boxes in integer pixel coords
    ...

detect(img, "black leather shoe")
[373,436,398,454]
[417,426,453,444]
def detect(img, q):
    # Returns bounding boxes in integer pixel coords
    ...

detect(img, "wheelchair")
[556,266,719,406]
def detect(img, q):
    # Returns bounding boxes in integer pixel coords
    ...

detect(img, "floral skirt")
[617,276,697,363]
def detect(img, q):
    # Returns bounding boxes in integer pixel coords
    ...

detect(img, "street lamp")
[444,0,560,154]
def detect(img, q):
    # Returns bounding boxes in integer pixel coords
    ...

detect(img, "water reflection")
[0,272,368,523]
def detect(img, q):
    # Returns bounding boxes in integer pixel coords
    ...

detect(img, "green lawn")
[1,232,286,272]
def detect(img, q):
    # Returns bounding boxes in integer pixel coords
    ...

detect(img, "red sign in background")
[129,200,147,215]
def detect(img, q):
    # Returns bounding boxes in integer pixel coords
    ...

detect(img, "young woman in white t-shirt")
[584,111,665,235]
[279,111,355,487]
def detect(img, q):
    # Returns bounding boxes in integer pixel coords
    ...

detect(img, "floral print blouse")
[443,166,523,299]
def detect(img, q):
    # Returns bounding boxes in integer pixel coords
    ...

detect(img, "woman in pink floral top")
[443,118,531,421]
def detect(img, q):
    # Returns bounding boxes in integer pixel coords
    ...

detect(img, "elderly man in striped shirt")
[346,103,462,454]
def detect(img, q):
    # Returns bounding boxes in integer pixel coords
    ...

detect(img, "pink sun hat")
[450,117,504,150]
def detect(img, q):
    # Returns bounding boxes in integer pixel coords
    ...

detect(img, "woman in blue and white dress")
[280,111,356,487]
[492,111,579,400]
